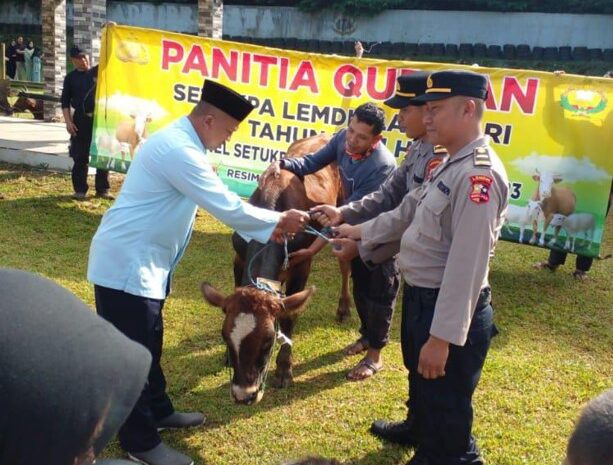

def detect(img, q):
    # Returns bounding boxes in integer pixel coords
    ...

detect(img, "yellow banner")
[92,24,612,257]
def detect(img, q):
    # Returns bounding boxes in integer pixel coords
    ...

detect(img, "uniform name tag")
[437,181,450,196]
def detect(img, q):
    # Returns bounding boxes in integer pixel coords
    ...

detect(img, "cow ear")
[281,286,315,317]
[201,282,226,312]
[532,174,540,181]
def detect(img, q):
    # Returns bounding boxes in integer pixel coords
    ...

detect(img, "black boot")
[370,416,418,446]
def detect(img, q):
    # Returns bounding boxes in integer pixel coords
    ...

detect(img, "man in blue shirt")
[260,103,398,381]
[88,80,309,465]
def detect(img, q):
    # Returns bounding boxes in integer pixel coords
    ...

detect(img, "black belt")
[407,284,492,309]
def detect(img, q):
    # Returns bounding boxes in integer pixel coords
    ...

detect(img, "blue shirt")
[281,129,396,204]
[88,116,280,299]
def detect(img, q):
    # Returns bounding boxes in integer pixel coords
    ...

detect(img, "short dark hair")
[353,102,386,136]
[566,389,613,465]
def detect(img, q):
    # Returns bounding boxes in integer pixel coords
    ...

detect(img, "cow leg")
[336,259,352,323]
[530,219,539,244]
[548,225,561,247]
[518,225,525,243]
[272,261,312,388]
[539,215,553,246]
[272,316,296,388]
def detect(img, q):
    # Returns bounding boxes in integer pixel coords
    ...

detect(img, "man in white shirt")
[88,79,308,465]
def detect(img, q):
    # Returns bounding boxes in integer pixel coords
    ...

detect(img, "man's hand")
[259,160,282,188]
[66,121,78,136]
[276,209,309,234]
[332,223,362,240]
[288,248,313,267]
[418,335,450,379]
[310,204,343,227]
[330,238,359,261]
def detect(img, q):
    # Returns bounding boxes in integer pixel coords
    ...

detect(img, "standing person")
[260,102,398,381]
[332,70,509,465]
[31,46,42,82]
[23,40,35,81]
[14,36,26,81]
[310,72,448,439]
[88,79,310,465]
[5,40,17,79]
[61,44,112,200]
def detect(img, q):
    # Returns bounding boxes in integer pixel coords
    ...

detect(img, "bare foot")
[346,356,383,381]
[343,338,368,356]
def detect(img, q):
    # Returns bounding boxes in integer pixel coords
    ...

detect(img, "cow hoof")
[529,237,537,245]
[272,371,294,389]
[336,298,351,323]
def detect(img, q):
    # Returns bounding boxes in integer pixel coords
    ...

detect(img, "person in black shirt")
[61,45,112,200]
[5,39,17,79]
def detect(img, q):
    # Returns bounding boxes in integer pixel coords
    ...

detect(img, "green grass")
[0,162,611,465]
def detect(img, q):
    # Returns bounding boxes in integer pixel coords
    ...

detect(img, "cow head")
[532,169,562,199]
[201,282,314,405]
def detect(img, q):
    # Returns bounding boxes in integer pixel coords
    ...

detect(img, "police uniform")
[360,71,509,465]
[60,45,109,196]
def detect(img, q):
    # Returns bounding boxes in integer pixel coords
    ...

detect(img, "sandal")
[572,270,588,280]
[533,261,558,271]
[343,337,369,356]
[346,356,382,381]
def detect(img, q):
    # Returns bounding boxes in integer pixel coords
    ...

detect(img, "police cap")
[413,70,488,102]
[200,79,255,122]
[69,45,87,58]
[384,72,428,109]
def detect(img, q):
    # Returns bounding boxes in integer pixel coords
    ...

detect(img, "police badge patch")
[469,175,493,203]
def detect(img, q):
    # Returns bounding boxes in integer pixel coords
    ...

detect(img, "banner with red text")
[91,24,612,257]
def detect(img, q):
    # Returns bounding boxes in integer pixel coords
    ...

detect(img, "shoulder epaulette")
[473,146,492,167]
[433,145,448,155]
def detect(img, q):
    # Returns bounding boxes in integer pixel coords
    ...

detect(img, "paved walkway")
[0,116,73,171]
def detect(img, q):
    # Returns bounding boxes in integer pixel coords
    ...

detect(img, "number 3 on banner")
[509,182,522,200]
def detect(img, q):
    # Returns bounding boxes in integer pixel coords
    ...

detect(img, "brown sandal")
[346,357,382,381]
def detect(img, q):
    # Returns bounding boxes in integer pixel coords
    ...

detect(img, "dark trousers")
[548,249,593,272]
[351,257,400,350]
[70,114,110,194]
[94,285,174,453]
[401,284,496,465]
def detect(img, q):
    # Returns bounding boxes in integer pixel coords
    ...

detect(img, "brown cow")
[204,133,350,402]
[115,112,152,162]
[530,169,576,246]
[201,283,314,405]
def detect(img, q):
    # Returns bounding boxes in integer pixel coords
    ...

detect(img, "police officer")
[333,70,509,465]
[312,72,448,444]
[61,45,111,200]
[88,80,309,465]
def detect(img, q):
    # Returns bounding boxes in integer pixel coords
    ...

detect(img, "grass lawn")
[0,162,611,465]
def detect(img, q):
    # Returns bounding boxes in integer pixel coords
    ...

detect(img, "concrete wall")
[1,3,612,48]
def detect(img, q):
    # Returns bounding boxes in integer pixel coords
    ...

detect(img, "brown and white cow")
[201,283,314,405]
[214,133,349,401]
[530,169,576,246]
